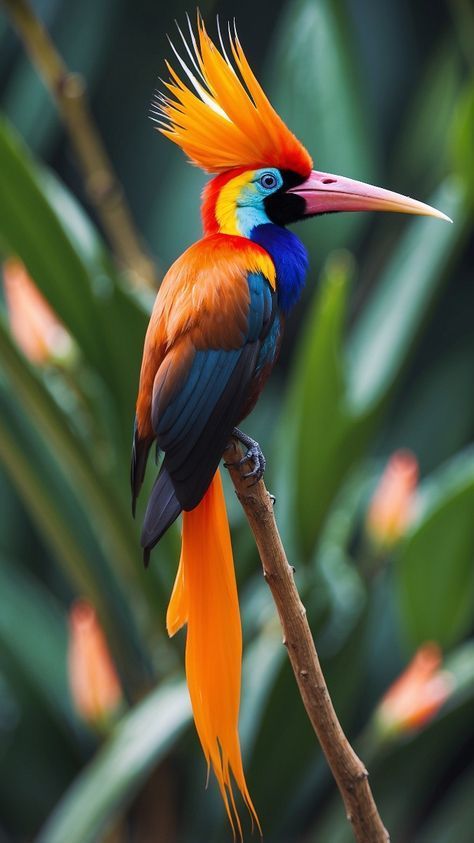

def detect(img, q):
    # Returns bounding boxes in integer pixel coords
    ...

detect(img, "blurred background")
[0,0,473,841]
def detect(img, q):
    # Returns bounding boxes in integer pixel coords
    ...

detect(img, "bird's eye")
[259,172,278,190]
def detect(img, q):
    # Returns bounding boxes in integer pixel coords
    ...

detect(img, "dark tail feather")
[141,462,181,566]
[131,418,153,517]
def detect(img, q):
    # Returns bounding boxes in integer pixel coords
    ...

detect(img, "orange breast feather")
[136,234,275,438]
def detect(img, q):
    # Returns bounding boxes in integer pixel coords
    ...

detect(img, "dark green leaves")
[397,450,474,648]
[37,682,191,843]
[347,181,466,414]
[268,0,377,262]
[287,252,355,551]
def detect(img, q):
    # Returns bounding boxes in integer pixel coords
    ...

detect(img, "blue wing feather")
[154,272,272,444]
[156,348,241,449]
[148,271,275,510]
[255,312,281,375]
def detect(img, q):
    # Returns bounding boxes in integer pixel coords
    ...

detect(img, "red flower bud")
[3,258,73,364]
[367,450,418,548]
[68,600,122,728]
[376,643,453,737]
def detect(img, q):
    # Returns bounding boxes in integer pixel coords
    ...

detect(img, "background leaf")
[268,0,377,265]
[37,682,191,843]
[397,449,474,648]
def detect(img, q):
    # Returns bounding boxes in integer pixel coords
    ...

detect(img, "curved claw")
[224,428,267,483]
[240,444,266,483]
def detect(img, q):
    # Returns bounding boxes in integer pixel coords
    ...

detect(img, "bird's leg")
[224,427,266,485]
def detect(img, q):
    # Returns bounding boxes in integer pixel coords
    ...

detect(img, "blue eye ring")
[259,172,278,190]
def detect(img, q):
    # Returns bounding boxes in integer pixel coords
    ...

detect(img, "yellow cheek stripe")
[215,171,255,235]
[214,170,276,290]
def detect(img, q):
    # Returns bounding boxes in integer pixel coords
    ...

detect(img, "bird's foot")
[224,427,266,486]
[240,442,266,484]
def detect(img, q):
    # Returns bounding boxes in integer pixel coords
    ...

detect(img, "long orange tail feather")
[166,470,260,837]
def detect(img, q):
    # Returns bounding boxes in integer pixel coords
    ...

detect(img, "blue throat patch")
[250,223,308,313]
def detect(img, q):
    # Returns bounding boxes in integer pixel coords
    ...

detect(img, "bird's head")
[152,15,450,238]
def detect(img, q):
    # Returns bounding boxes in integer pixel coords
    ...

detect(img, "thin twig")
[2,0,157,290]
[227,441,390,843]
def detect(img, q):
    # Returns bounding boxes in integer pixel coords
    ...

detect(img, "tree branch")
[226,442,390,843]
[2,0,157,290]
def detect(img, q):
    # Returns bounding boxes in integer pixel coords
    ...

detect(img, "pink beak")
[289,170,452,222]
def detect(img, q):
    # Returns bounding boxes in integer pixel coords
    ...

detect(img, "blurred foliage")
[0,1,473,842]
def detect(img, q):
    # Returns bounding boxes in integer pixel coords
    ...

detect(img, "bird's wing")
[154,271,274,510]
[132,235,276,512]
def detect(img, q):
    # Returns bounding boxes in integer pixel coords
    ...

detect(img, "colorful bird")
[132,14,450,835]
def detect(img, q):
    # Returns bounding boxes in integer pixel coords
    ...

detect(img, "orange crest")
[152,14,312,176]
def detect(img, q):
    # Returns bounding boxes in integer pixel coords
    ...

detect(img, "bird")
[132,13,450,836]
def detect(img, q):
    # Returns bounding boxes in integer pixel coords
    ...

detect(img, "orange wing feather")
[135,234,275,438]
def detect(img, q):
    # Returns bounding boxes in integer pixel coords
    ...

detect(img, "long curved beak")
[289,170,452,222]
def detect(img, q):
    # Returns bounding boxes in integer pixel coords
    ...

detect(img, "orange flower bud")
[376,643,453,738]
[367,450,418,548]
[68,600,122,728]
[2,258,73,364]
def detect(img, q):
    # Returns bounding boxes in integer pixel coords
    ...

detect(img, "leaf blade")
[37,682,191,843]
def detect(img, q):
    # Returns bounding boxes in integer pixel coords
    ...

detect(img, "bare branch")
[226,441,390,843]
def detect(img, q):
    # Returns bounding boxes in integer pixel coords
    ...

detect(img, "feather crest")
[154,14,312,176]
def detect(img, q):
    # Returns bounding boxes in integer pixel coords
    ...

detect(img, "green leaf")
[393,42,462,194]
[37,682,191,843]
[0,392,151,693]
[414,765,474,843]
[0,316,162,669]
[0,116,103,371]
[0,116,150,447]
[451,82,474,203]
[346,179,467,414]
[0,315,133,572]
[281,181,466,555]
[267,0,377,263]
[380,338,474,474]
[0,555,73,727]
[38,167,151,442]
[396,449,474,648]
[444,639,474,704]
[282,251,357,553]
